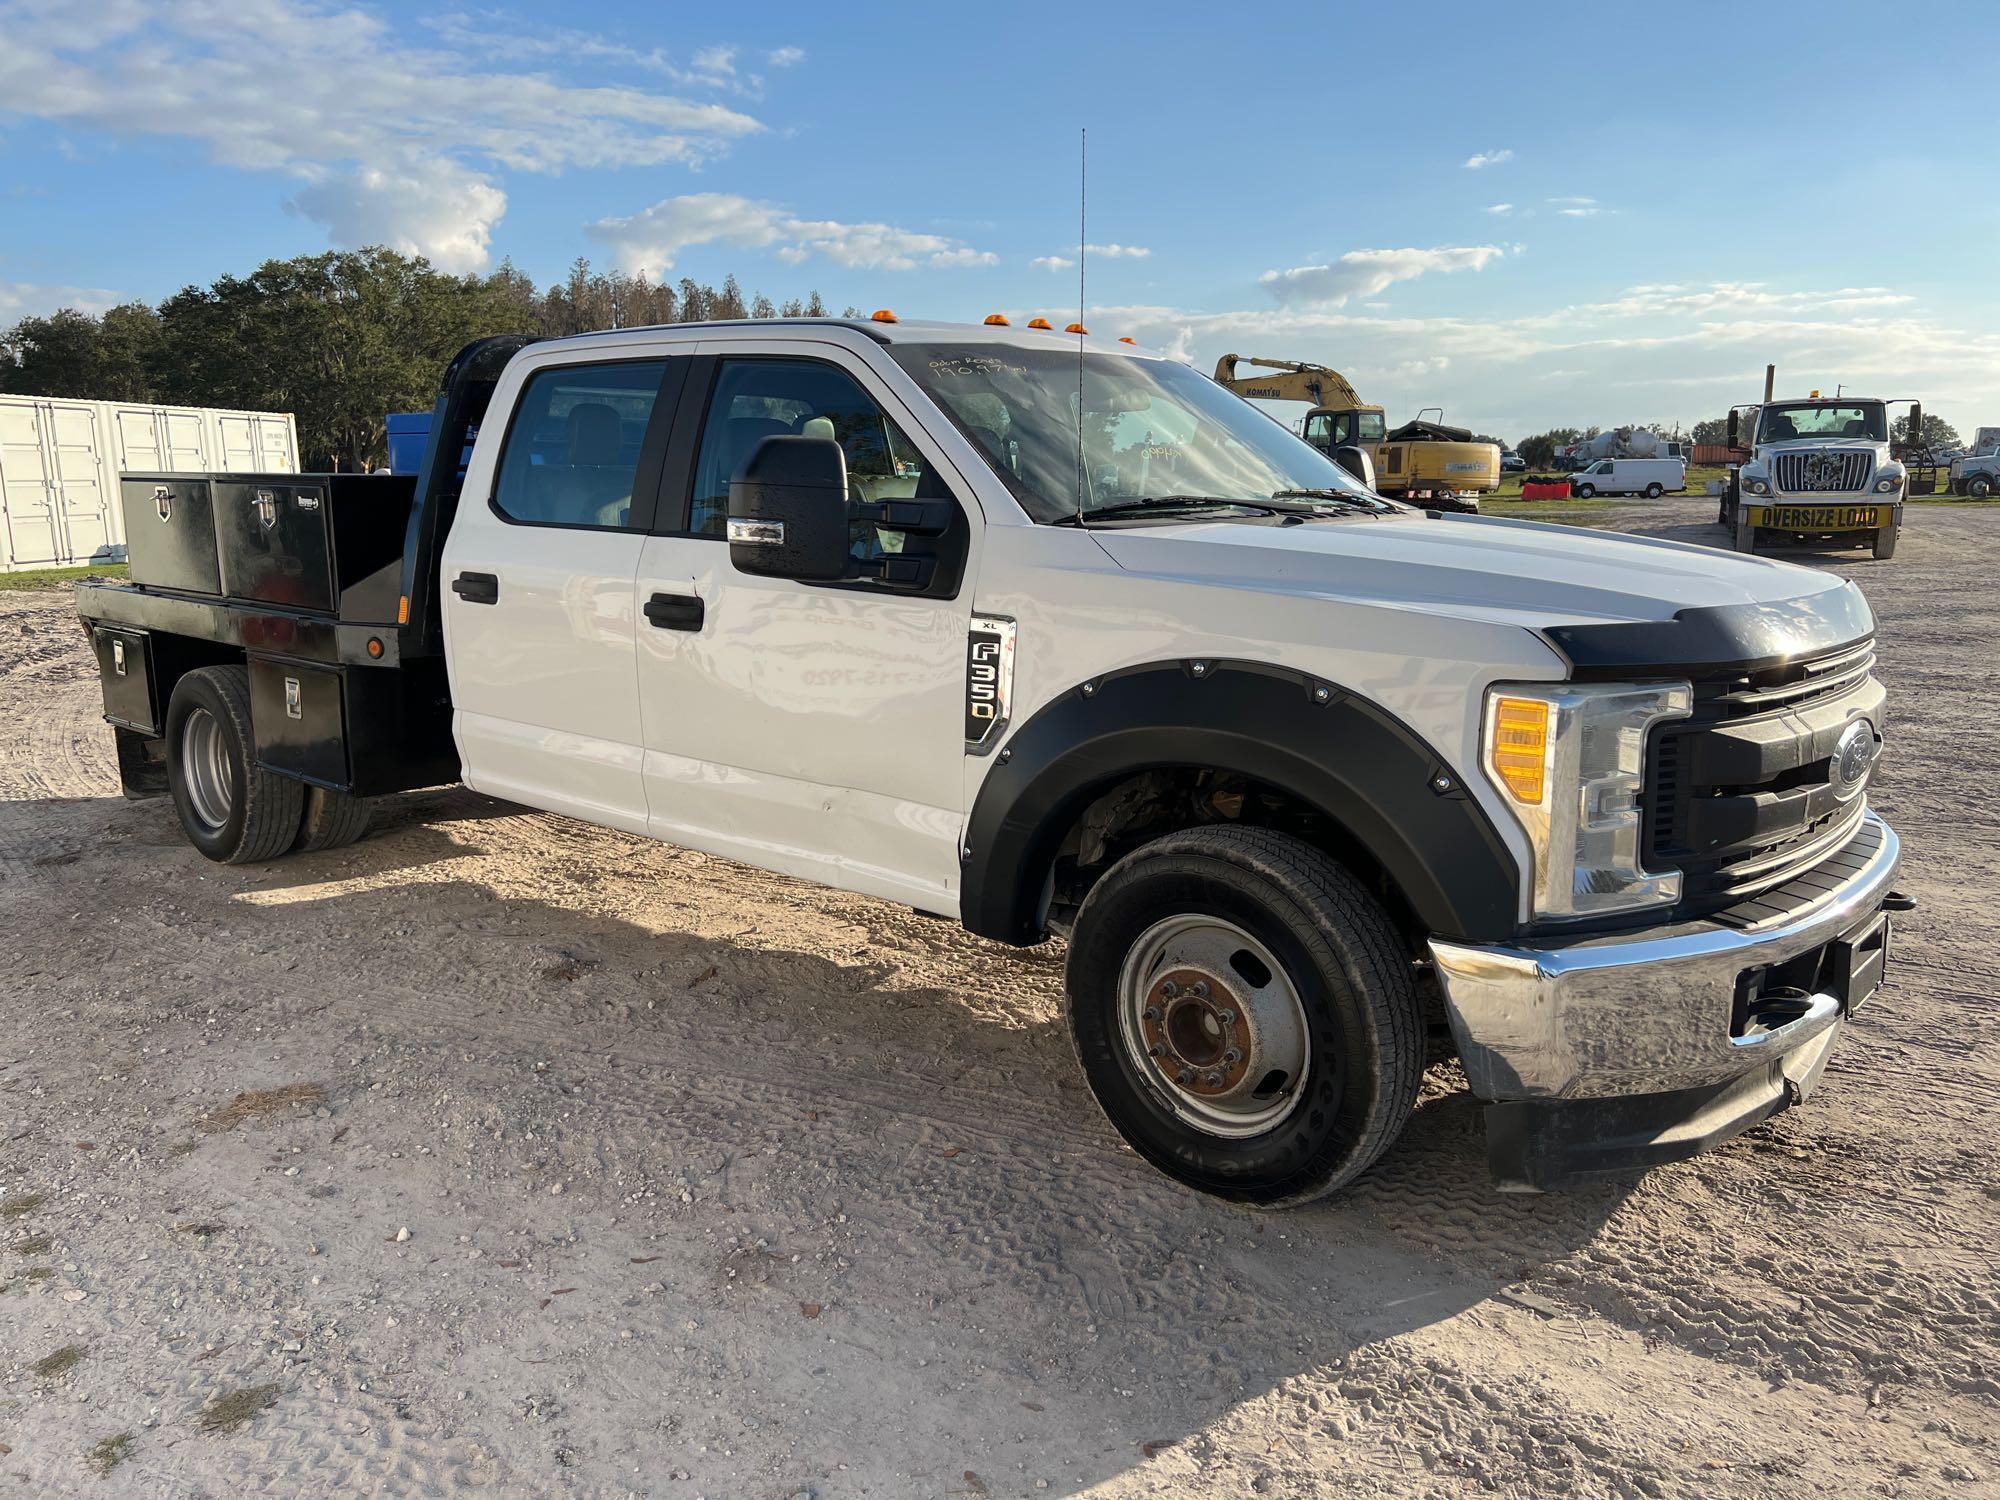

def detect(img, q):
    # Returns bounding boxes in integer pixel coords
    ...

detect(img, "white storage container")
[0,395,298,570]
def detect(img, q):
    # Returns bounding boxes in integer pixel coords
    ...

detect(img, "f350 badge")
[964,615,1017,753]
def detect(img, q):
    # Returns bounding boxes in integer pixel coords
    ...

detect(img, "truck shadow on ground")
[47,788,1653,1495]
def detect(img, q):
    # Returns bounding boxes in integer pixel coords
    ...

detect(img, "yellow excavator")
[1212,355,1501,503]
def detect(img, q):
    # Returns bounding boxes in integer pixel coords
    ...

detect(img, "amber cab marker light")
[366,636,385,660]
[397,594,410,625]
[870,308,898,324]
[1026,317,1053,330]
[1490,697,1550,805]
[983,313,1010,326]
[1118,336,1137,345]
[1066,322,1088,334]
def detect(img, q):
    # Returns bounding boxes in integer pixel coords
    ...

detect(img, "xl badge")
[1829,719,1877,801]
[964,615,1017,752]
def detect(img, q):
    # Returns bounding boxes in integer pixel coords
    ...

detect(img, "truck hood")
[1092,511,1871,667]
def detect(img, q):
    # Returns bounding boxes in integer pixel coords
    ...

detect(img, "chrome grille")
[1775,450,1872,493]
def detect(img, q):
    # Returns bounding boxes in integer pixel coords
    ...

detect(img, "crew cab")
[78,318,1909,1200]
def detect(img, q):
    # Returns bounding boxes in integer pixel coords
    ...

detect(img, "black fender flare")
[959,660,1521,946]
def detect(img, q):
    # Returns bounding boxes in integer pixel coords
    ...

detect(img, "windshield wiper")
[1269,487,1399,513]
[1062,495,1278,523]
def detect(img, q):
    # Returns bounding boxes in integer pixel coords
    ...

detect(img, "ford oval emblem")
[1829,719,1877,801]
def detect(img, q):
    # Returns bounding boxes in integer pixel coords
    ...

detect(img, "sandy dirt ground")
[2,497,1996,1497]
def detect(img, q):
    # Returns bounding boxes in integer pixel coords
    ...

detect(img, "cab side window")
[688,359,952,566]
[493,360,670,529]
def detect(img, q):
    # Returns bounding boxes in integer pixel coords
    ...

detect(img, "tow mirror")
[1726,409,1739,447]
[1332,444,1376,491]
[727,436,851,582]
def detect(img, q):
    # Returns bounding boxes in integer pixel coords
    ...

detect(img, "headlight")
[1745,476,1770,495]
[1873,468,1904,494]
[1483,682,1692,919]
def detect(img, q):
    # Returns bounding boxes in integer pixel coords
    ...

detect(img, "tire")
[1644,482,1664,499]
[1872,527,1899,560]
[1573,483,1596,498]
[1969,473,1995,499]
[164,665,304,864]
[1716,498,1731,526]
[1064,826,1423,1208]
[293,785,374,852]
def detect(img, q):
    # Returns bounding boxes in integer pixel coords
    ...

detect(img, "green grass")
[0,562,126,592]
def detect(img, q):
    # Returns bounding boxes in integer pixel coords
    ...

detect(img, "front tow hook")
[1882,890,1917,913]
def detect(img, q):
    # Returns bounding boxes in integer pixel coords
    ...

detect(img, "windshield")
[1757,402,1887,443]
[887,344,1385,522]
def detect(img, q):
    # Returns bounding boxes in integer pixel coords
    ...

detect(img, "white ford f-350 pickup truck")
[78,318,1909,1202]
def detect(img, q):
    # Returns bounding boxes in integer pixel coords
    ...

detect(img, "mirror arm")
[856,555,935,589]
[852,497,952,536]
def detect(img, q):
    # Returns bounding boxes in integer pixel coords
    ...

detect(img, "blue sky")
[3,0,1996,441]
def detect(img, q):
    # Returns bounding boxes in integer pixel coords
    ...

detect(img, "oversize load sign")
[1750,505,1884,530]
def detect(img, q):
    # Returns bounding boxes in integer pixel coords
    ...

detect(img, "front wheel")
[1872,527,1899,560]
[164,666,304,863]
[1064,826,1423,1207]
[1573,483,1597,498]
[1969,473,1995,499]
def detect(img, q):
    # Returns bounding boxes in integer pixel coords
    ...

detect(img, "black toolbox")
[120,475,222,595]
[121,472,416,623]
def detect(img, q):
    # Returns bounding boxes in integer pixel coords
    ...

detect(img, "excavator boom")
[1212,354,1367,413]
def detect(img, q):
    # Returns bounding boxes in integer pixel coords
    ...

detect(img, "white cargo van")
[1571,457,1685,498]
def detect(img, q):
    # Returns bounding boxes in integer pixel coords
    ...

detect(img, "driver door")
[632,342,980,913]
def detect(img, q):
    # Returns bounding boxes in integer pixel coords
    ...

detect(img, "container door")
[0,401,63,567]
[163,409,209,470]
[216,414,258,470]
[113,407,167,472]
[44,401,113,563]
[256,416,294,471]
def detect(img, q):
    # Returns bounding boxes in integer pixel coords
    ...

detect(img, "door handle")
[644,591,705,631]
[452,571,499,604]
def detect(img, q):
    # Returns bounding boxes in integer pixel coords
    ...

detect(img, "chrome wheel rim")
[1116,914,1311,1138]
[180,707,234,831]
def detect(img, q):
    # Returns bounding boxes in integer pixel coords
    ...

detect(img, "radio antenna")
[1073,126,1087,525]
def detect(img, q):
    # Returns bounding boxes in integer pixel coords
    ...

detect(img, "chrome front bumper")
[1428,812,1901,1104]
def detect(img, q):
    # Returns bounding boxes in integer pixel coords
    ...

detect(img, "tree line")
[0,249,856,470]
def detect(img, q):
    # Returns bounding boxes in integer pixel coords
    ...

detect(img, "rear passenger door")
[441,351,687,834]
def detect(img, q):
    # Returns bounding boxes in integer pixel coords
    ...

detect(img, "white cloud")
[766,46,806,67]
[1547,195,1612,218]
[1032,256,1076,272]
[0,0,768,271]
[589,193,997,275]
[1258,246,1506,309]
[288,162,508,275]
[1085,243,1151,259]
[1073,277,2000,443]
[1485,203,1514,216]
[0,278,125,323]
[1463,148,1514,169]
